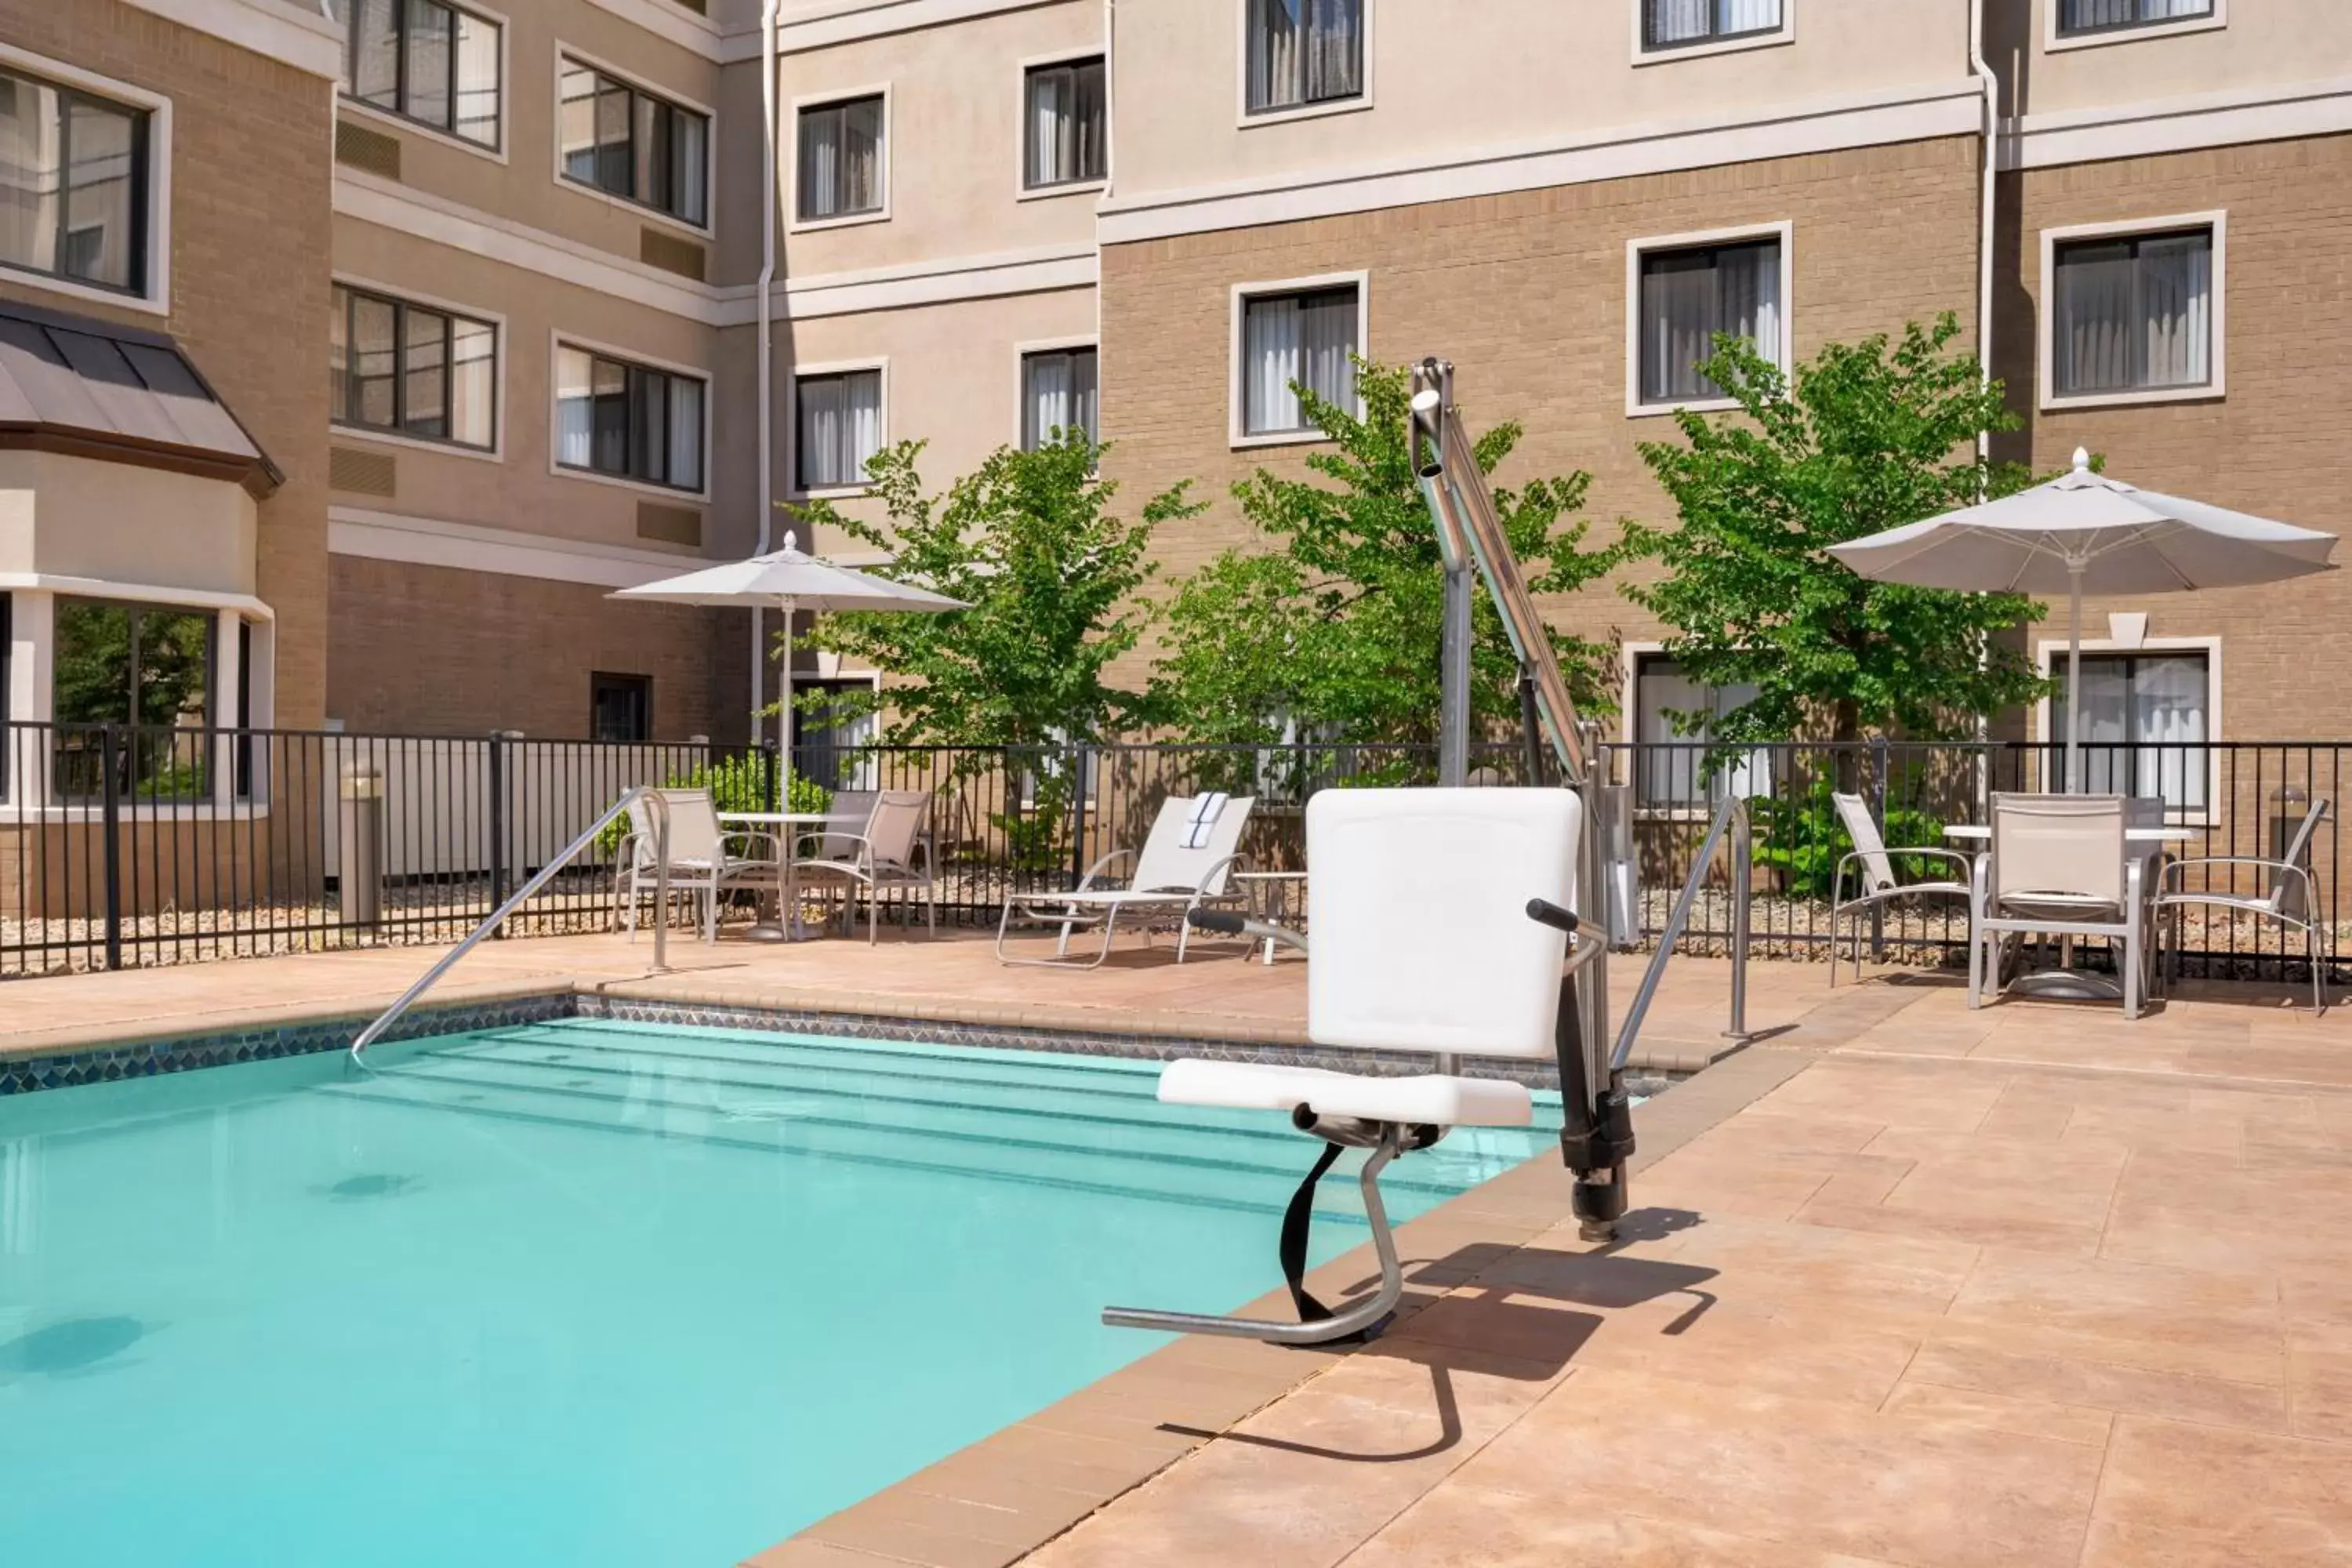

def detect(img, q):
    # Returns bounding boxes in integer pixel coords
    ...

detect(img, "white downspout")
[1969,0,1997,481]
[1098,0,1114,348]
[753,0,781,749]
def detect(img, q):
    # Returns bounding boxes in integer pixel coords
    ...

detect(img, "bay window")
[50,599,214,801]
[1238,281,1360,438]
[559,62,709,227]
[0,64,149,296]
[331,282,496,450]
[1245,0,1364,115]
[556,345,706,492]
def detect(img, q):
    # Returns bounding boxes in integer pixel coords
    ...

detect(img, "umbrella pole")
[777,593,796,812]
[2066,564,2084,794]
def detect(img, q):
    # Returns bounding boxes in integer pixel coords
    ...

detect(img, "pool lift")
[1103,360,1754,1346]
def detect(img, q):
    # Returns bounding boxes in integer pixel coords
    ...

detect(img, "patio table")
[1943,821,2196,1004]
[720,810,866,941]
[1232,869,1306,965]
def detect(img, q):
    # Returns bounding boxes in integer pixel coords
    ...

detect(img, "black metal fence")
[2,721,2342,982]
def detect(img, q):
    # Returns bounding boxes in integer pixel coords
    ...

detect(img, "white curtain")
[448,318,494,448]
[1243,288,1356,434]
[2140,232,2211,388]
[1641,239,1780,403]
[2063,0,2211,27]
[1635,660,1764,807]
[555,346,595,469]
[798,97,882,220]
[1025,63,1102,188]
[666,376,704,490]
[2132,655,2209,809]
[453,9,499,147]
[1247,0,1362,112]
[798,370,883,489]
[1022,349,1098,449]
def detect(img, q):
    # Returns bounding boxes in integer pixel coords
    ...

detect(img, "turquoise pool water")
[0,1020,1561,1566]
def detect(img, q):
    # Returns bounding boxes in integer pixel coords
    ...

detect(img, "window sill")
[332,423,504,464]
[786,485,873,503]
[1017,178,1108,204]
[0,260,165,318]
[789,209,891,234]
[2047,13,2225,52]
[1627,395,1741,419]
[337,96,506,165]
[2038,383,2223,412]
[1238,95,1373,130]
[1230,427,1336,451]
[550,463,712,504]
[554,172,713,240]
[1632,28,1795,66]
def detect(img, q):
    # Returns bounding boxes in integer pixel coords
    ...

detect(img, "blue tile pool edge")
[1,989,1682,1098]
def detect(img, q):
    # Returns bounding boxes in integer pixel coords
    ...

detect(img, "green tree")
[1624,314,2049,748]
[786,433,1200,749]
[1152,360,1626,757]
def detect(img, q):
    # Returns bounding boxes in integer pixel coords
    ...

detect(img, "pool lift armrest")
[1101,910,1606,1345]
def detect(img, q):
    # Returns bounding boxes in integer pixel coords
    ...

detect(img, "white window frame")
[2045,0,2225,53]
[0,42,173,317]
[788,356,891,499]
[330,272,507,463]
[2033,628,2223,823]
[1014,49,1109,202]
[789,83,892,234]
[1228,270,1370,449]
[1624,220,1794,418]
[545,330,713,502]
[1628,0,1796,65]
[2038,209,2227,412]
[1235,0,1374,129]
[1013,335,1102,451]
[550,44,716,238]
[333,0,511,164]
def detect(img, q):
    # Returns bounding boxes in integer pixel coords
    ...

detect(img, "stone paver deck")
[4,928,2347,1566]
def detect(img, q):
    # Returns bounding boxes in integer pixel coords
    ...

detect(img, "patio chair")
[995,792,1255,968]
[792,789,938,943]
[1102,786,1592,1345]
[1827,792,1973,985]
[791,789,877,927]
[1969,793,2156,1019]
[2157,797,2330,1012]
[617,787,780,944]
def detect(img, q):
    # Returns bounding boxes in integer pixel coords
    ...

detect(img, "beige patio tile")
[1342,1483,1912,1568]
[1449,1366,2106,1568]
[1900,1330,2291,1432]
[1878,1381,2115,1447]
[1939,1248,2287,1385]
[2079,1417,2352,1566]
[1747,1055,2012,1131]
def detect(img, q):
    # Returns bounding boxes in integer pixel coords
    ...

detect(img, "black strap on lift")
[1278,1140,1346,1323]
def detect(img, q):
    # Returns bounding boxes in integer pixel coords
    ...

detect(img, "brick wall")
[2001,134,2352,742]
[327,554,747,743]
[0,0,334,727]
[1098,136,1987,691]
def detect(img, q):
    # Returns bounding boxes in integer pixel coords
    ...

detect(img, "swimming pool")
[0,1019,1561,1566]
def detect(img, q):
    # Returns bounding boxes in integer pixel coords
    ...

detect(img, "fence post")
[1068,744,1089,891]
[763,738,779,812]
[487,731,508,937]
[1869,735,1889,964]
[100,724,122,971]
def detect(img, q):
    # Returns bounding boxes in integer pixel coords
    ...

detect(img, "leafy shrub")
[597,753,832,854]
[1750,777,1944,902]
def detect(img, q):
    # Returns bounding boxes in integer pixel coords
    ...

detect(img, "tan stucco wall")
[0,452,258,595]
[1109,0,1974,200]
[0,0,335,727]
[2000,0,2348,119]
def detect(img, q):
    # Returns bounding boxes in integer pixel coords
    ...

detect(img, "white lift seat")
[1157,1059,1534,1127]
[1104,787,1584,1347]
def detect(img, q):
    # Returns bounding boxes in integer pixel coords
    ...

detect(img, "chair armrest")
[720,830,781,858]
[1194,852,1249,897]
[1893,846,1974,881]
[1076,847,1135,892]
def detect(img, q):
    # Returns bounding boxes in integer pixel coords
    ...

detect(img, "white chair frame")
[996,794,1255,969]
[615,788,780,944]
[1825,792,1973,986]
[1969,793,2157,1020]
[792,790,938,944]
[2156,798,2330,1013]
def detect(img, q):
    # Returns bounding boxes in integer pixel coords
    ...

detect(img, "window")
[50,598,215,800]
[1024,57,1105,189]
[1239,282,1359,437]
[2050,650,2212,812]
[1635,234,1783,407]
[796,368,884,492]
[796,94,884,223]
[2051,226,2214,398]
[341,0,500,147]
[590,673,651,743]
[331,283,496,449]
[559,62,709,227]
[1021,347,1098,450]
[2057,0,2213,38]
[1632,654,1765,808]
[1246,0,1364,115]
[555,345,706,492]
[0,64,149,295]
[1642,0,1785,49]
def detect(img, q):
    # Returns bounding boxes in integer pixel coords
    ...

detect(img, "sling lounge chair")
[995,792,1255,967]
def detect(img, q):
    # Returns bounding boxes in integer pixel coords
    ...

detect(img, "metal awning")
[0,297,283,498]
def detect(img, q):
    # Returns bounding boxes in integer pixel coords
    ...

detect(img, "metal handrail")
[348,786,671,1062]
[1613,789,1752,1071]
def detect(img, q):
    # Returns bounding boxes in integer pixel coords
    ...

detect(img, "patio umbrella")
[1828,449,2335,790]
[609,532,965,806]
